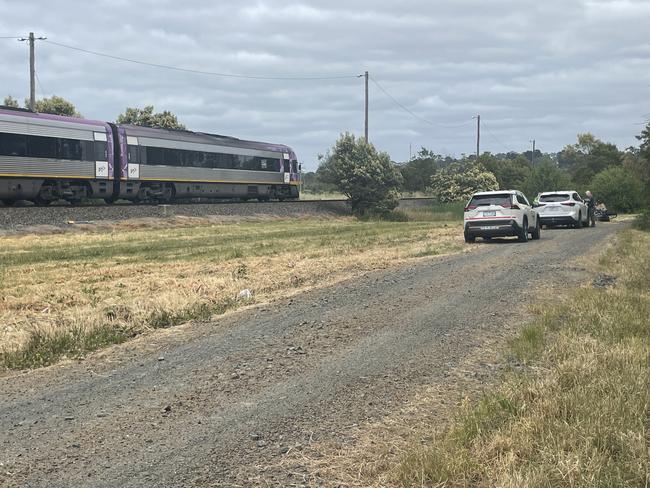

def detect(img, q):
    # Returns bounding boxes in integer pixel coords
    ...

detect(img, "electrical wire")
[35,70,47,98]
[369,76,474,129]
[42,40,360,81]
[481,120,516,154]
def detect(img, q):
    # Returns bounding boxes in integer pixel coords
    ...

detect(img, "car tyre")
[576,213,583,228]
[531,217,541,240]
[518,218,529,242]
[464,232,475,243]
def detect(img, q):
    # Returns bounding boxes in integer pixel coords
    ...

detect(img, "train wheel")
[33,195,53,206]
[160,184,175,203]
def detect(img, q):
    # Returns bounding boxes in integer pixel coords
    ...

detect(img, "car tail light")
[503,203,520,210]
[464,205,477,211]
[561,202,576,207]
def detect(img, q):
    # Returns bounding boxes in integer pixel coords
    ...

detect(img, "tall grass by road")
[0,211,462,370]
[395,226,650,487]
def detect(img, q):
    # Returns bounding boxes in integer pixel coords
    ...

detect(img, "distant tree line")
[308,129,650,213]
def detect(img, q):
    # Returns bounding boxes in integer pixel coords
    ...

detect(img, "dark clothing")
[585,196,596,226]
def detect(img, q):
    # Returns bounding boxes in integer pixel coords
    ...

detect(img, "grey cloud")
[0,0,648,168]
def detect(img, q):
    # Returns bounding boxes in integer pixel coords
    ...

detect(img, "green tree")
[399,148,445,193]
[479,153,532,190]
[558,133,621,186]
[30,95,82,117]
[116,105,186,130]
[638,122,650,161]
[428,163,498,203]
[522,161,573,199]
[590,167,643,212]
[318,133,403,216]
[3,95,19,108]
[634,123,650,202]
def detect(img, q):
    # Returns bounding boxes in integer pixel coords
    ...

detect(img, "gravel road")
[0,199,433,231]
[0,223,623,487]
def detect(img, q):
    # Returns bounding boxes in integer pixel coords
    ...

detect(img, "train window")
[0,133,27,157]
[94,141,107,161]
[146,146,163,165]
[217,153,235,169]
[164,148,180,166]
[127,144,139,163]
[205,152,218,168]
[193,151,206,167]
[58,138,83,160]
[236,155,254,170]
[27,135,57,158]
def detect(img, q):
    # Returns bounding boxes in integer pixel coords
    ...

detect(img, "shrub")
[428,164,498,203]
[590,166,643,212]
[319,133,403,217]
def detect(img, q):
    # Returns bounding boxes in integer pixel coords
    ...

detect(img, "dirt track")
[0,223,623,487]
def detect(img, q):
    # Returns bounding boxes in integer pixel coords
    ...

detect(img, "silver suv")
[464,190,541,243]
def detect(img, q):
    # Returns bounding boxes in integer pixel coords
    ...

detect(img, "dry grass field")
[0,212,463,370]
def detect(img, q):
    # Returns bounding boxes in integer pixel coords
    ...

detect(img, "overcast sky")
[1,0,649,169]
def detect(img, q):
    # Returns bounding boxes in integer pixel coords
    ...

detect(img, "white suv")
[534,191,589,228]
[464,190,541,243]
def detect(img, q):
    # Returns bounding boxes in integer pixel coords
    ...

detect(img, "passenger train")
[0,106,300,204]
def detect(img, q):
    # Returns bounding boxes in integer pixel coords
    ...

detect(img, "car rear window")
[467,194,512,208]
[540,193,570,202]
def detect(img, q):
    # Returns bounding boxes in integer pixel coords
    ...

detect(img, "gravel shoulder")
[0,199,433,233]
[0,223,624,487]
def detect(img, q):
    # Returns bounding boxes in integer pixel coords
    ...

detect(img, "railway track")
[0,197,436,231]
[0,196,433,209]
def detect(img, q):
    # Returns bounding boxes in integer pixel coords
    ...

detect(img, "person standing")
[585,190,596,227]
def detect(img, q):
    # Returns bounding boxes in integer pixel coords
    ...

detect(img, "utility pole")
[475,114,481,159]
[18,32,46,111]
[530,139,536,165]
[364,71,369,143]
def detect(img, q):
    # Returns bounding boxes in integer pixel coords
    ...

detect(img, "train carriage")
[117,124,300,202]
[0,106,115,204]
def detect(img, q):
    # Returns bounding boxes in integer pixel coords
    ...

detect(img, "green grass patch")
[0,324,135,370]
[394,228,650,487]
[633,209,650,231]
[403,202,465,222]
[147,298,236,330]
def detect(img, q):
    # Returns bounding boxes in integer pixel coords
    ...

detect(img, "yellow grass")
[0,216,464,369]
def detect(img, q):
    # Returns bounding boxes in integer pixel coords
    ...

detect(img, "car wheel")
[464,232,475,243]
[518,218,529,242]
[531,218,541,240]
[576,213,583,228]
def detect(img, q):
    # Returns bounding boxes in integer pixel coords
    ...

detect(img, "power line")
[35,70,47,98]
[42,40,360,81]
[369,76,474,129]
[0,36,22,39]
[481,120,516,154]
